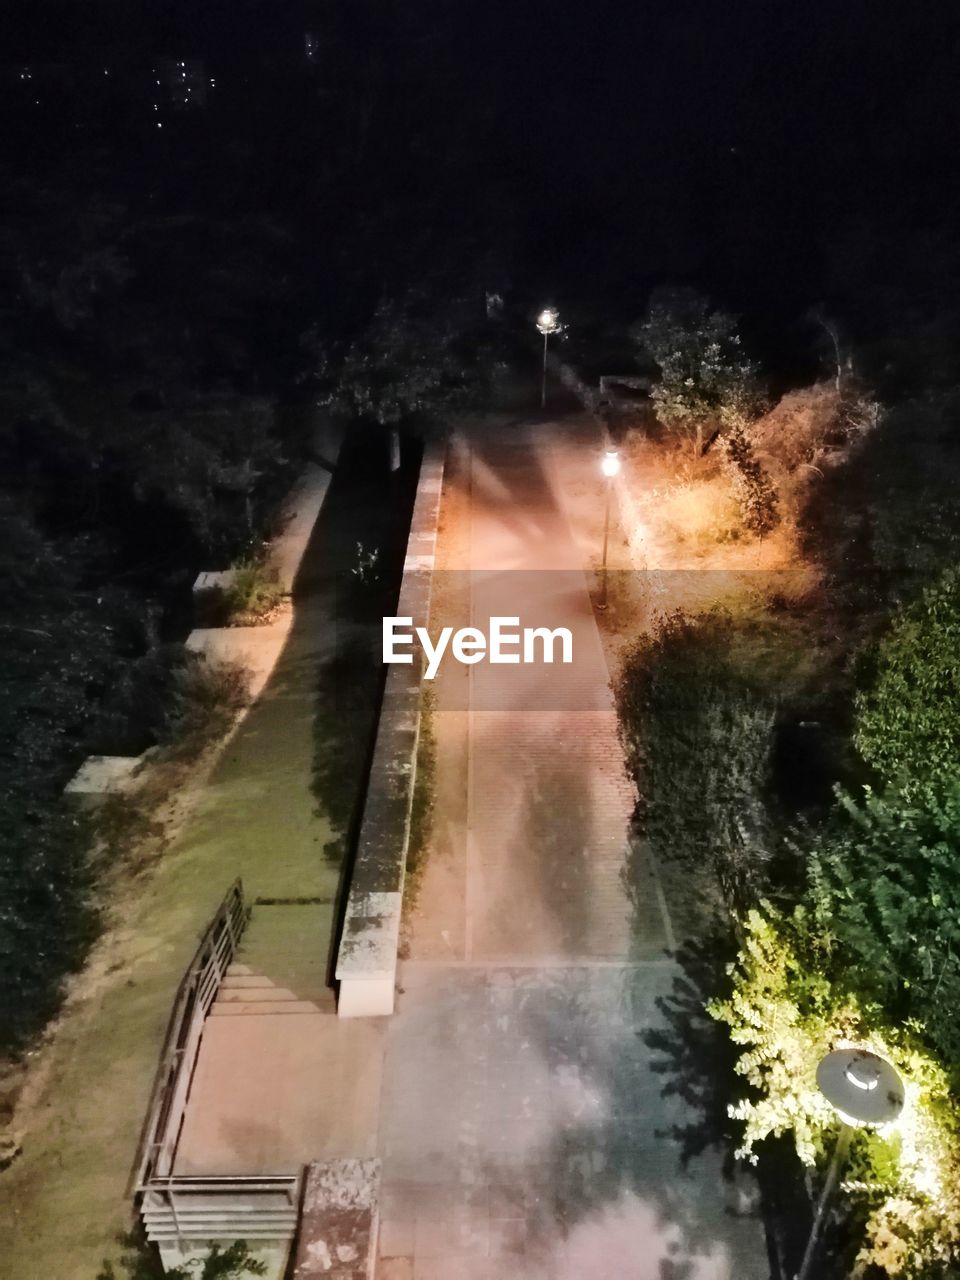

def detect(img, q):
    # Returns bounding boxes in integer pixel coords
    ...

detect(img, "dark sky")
[4,0,960,363]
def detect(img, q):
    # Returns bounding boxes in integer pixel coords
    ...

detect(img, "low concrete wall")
[335,442,445,1018]
[185,422,343,702]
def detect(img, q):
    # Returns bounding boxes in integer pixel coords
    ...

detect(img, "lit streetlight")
[796,1048,905,1280]
[598,448,620,611]
[536,307,561,410]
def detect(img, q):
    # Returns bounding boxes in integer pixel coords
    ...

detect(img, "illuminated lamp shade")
[816,1048,905,1127]
[536,307,560,335]
[601,449,621,478]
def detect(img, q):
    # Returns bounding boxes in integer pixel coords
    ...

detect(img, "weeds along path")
[0,433,420,1280]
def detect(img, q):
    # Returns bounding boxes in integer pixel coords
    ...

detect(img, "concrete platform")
[173,1010,384,1176]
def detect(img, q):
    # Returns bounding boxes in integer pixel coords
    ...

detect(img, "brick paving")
[376,419,766,1279]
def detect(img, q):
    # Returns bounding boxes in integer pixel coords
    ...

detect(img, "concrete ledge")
[185,613,294,703]
[293,1159,381,1279]
[335,441,445,1018]
[183,422,343,702]
[64,753,145,798]
[273,420,342,594]
[193,570,237,596]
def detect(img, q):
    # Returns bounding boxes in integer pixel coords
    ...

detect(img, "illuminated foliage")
[721,419,780,538]
[710,906,960,1277]
[633,286,763,454]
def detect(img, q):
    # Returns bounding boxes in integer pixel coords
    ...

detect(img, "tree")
[855,568,960,801]
[304,293,477,469]
[721,420,780,537]
[632,286,763,456]
[808,784,960,1068]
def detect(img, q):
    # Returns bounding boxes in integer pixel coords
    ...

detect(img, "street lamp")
[598,448,620,611]
[796,1048,905,1280]
[536,307,561,410]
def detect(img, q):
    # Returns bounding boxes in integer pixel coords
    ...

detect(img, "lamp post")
[536,307,560,410]
[796,1048,905,1280]
[598,448,621,611]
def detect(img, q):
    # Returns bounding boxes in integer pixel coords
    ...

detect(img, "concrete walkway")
[376,418,766,1280]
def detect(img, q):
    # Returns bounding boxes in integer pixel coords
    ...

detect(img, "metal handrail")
[130,879,249,1193]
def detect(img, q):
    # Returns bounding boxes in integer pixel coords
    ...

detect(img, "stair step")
[220,974,275,989]
[208,1001,323,1016]
[225,963,254,977]
[217,986,300,1003]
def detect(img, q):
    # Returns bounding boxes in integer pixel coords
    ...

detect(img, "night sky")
[5,0,960,373]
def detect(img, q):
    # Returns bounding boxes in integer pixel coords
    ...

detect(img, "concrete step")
[208,1001,324,1016]
[217,986,301,1003]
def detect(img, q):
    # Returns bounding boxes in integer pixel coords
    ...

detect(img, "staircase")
[209,963,336,1017]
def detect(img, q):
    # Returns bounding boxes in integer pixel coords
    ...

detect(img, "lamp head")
[536,307,560,335]
[816,1048,905,1127]
[601,449,621,478]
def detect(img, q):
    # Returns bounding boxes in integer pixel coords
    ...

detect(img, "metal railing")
[132,879,249,1191]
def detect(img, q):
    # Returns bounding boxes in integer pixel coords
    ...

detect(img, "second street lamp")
[795,1048,905,1280]
[536,307,560,410]
[598,448,621,610]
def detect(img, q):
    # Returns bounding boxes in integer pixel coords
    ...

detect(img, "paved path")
[376,418,766,1280]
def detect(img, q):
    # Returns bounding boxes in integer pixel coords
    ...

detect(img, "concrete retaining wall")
[185,421,342,702]
[335,441,445,1018]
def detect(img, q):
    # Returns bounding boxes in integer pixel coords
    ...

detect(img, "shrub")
[615,609,777,913]
[709,904,960,1279]
[159,652,249,756]
[808,783,960,1071]
[855,568,960,801]
[223,555,283,623]
[0,799,97,1055]
[721,419,780,537]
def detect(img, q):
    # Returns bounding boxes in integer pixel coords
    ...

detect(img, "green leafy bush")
[615,609,777,913]
[809,784,960,1072]
[633,286,763,455]
[710,904,960,1279]
[855,568,960,800]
